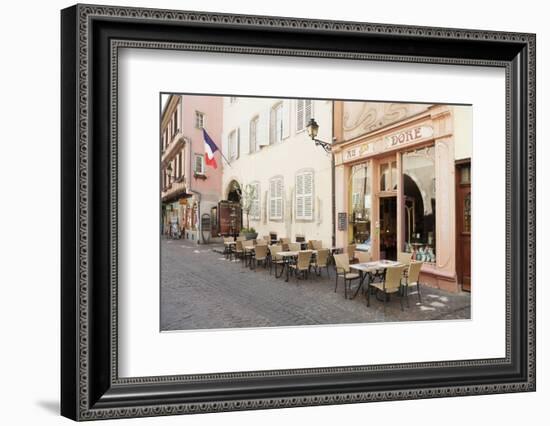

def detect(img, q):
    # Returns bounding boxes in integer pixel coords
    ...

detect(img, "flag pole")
[218,149,232,168]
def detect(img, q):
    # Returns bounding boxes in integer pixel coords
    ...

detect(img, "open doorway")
[379,196,397,260]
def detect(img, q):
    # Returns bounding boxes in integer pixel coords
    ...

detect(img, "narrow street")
[160,239,471,331]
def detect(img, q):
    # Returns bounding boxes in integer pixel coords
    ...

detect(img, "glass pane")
[391,161,397,190]
[403,146,436,262]
[460,165,471,184]
[464,192,471,233]
[350,163,371,248]
[380,163,389,191]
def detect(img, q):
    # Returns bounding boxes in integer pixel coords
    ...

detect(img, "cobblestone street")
[160,239,471,331]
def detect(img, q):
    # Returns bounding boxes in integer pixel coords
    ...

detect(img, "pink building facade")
[161,95,224,243]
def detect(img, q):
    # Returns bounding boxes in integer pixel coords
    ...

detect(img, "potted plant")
[240,226,258,240]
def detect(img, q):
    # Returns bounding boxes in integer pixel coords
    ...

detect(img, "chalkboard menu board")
[338,212,347,231]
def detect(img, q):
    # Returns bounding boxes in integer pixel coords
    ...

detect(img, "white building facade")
[221,97,333,246]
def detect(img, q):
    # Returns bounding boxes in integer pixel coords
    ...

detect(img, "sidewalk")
[160,240,471,331]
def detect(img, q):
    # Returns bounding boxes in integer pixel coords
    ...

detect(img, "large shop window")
[269,177,284,220]
[350,163,371,248]
[402,146,436,263]
[295,171,314,221]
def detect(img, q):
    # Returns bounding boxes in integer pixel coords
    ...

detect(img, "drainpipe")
[187,137,203,244]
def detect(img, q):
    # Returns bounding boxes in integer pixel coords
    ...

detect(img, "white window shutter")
[239,121,249,155]
[277,178,283,218]
[295,174,304,219]
[296,172,314,220]
[269,179,276,219]
[236,127,240,159]
[249,119,256,153]
[305,100,313,127]
[269,107,276,144]
[282,100,290,139]
[223,131,229,160]
[304,172,313,220]
[296,100,305,132]
[258,111,269,147]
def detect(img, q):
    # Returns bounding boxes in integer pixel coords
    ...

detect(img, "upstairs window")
[270,103,283,144]
[195,111,205,129]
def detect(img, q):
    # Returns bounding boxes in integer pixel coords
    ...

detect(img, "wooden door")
[456,162,471,291]
[218,201,242,237]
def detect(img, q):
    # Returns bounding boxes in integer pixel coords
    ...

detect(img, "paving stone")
[160,239,471,331]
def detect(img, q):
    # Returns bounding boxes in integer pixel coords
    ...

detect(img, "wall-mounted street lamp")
[306,118,332,153]
[306,117,336,246]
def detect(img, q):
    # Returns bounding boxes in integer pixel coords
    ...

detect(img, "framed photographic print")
[61,3,536,421]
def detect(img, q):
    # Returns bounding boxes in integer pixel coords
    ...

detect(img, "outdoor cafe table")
[223,241,236,259]
[349,260,403,300]
[279,250,317,282]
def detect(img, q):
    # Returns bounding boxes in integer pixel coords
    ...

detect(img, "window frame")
[270,102,284,145]
[194,154,205,175]
[249,115,259,153]
[195,110,206,129]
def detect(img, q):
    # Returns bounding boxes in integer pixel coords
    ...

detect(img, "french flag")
[202,128,219,169]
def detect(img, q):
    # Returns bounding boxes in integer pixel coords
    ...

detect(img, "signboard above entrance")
[384,126,433,148]
[342,125,434,164]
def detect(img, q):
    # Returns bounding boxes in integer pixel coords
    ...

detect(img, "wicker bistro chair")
[268,245,285,277]
[333,253,361,299]
[242,239,254,267]
[367,265,407,311]
[398,251,413,265]
[397,252,413,278]
[256,238,268,246]
[233,240,245,263]
[312,240,323,250]
[288,243,301,252]
[347,244,357,263]
[402,261,423,306]
[280,237,290,251]
[355,251,372,264]
[251,244,269,270]
[311,248,330,277]
[289,250,313,281]
[236,235,246,242]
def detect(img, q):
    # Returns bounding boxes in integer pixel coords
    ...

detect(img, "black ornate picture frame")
[61,4,536,421]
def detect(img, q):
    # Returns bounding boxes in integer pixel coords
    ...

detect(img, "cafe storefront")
[333,103,470,292]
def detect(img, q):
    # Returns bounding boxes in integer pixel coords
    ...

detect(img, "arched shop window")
[349,163,371,247]
[402,146,436,263]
